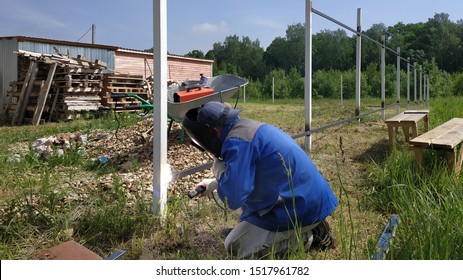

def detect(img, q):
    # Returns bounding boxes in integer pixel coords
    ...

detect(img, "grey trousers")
[224,221,319,259]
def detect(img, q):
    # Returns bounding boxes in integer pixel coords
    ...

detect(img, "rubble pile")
[7,118,212,204]
[32,132,87,158]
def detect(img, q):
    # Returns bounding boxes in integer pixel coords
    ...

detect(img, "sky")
[1,0,463,55]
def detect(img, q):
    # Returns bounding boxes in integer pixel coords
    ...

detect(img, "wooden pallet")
[7,50,108,125]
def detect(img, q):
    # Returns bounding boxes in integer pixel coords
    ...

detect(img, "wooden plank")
[409,118,463,174]
[14,62,40,125]
[48,88,60,122]
[404,110,429,114]
[386,112,426,123]
[410,118,463,147]
[430,128,463,148]
[11,61,36,125]
[33,63,57,126]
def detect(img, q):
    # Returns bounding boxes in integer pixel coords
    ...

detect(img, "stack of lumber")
[52,65,104,113]
[100,74,149,110]
[6,50,107,125]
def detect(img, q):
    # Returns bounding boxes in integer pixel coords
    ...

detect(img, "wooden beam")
[48,87,60,122]
[12,61,39,125]
[33,63,57,126]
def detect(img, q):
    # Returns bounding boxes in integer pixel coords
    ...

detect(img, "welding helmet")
[182,101,241,158]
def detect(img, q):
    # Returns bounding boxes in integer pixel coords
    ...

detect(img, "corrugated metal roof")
[1,36,119,50]
[116,48,214,63]
[1,37,214,63]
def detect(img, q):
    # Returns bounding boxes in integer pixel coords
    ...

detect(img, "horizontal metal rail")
[312,8,410,64]
[171,161,213,181]
[291,103,395,139]
[172,103,397,180]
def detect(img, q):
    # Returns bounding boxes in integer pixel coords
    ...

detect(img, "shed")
[0,36,117,117]
[115,49,213,82]
[0,36,214,118]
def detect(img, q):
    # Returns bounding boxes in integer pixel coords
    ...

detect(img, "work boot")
[311,220,334,250]
[220,227,233,238]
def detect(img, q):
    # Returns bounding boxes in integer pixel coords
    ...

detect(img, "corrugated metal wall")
[0,38,116,118]
[18,41,115,71]
[0,38,19,117]
[1,37,213,120]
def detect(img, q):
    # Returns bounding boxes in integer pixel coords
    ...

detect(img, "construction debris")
[5,50,150,125]
[100,74,149,110]
[6,50,108,125]
[32,132,87,159]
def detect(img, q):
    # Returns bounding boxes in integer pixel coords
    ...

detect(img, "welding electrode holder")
[188,185,206,199]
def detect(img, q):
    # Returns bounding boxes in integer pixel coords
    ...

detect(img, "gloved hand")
[212,158,226,179]
[196,178,218,197]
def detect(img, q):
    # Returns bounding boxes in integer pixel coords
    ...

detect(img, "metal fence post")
[355,8,362,119]
[414,62,417,108]
[304,0,313,151]
[381,35,385,120]
[396,47,400,114]
[419,65,423,107]
[407,57,410,109]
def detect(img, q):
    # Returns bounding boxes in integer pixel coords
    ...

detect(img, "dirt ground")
[9,100,398,260]
[75,103,394,259]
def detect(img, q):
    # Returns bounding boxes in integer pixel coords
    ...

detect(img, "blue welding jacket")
[216,117,338,231]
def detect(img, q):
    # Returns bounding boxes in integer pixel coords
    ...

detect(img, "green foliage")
[208,35,265,80]
[199,11,463,101]
[185,50,205,59]
[265,23,305,75]
[263,69,291,99]
[451,72,463,96]
[313,29,354,71]
[243,78,263,100]
[423,58,454,98]
[313,70,341,99]
[368,149,463,259]
[287,67,305,98]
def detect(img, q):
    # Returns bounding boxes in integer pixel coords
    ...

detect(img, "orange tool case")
[174,86,215,102]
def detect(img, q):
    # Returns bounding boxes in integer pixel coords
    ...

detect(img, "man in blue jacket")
[183,101,339,259]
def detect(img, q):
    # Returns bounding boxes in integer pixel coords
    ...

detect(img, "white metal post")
[407,57,410,108]
[355,8,362,119]
[304,0,313,151]
[427,73,430,106]
[396,47,400,114]
[414,62,417,108]
[152,0,170,215]
[423,74,427,103]
[272,76,275,104]
[243,85,246,103]
[381,35,385,120]
[419,65,423,106]
[340,74,343,105]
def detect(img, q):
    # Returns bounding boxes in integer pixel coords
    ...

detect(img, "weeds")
[369,137,463,259]
[1,97,462,260]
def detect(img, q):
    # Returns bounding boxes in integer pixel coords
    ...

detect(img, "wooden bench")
[385,110,429,149]
[409,118,463,174]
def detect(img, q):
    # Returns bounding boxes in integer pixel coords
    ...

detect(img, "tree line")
[180,13,463,100]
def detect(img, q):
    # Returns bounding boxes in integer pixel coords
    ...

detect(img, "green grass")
[368,150,463,259]
[364,96,463,259]
[1,96,463,260]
